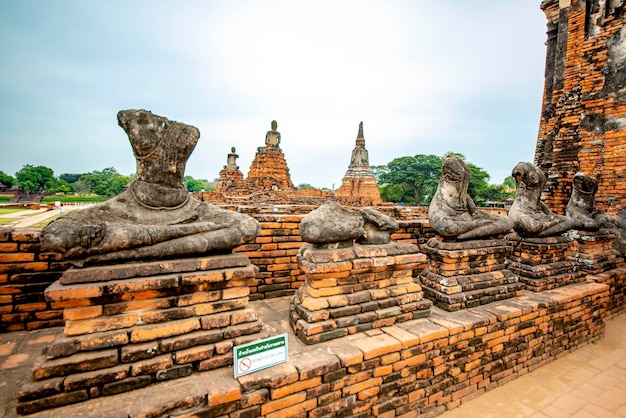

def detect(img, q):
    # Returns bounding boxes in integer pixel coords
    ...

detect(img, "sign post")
[233,334,288,378]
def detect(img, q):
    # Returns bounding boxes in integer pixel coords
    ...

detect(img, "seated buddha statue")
[41,109,260,266]
[264,120,281,149]
[508,162,578,237]
[566,172,606,231]
[428,156,512,240]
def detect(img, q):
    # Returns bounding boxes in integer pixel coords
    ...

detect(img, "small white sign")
[233,333,288,378]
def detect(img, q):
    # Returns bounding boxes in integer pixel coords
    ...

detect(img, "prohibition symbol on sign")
[239,358,252,372]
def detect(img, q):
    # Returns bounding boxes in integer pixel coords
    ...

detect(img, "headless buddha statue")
[508,162,578,237]
[41,109,260,266]
[428,156,512,240]
[566,172,606,231]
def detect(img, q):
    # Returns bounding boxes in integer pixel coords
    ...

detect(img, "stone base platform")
[9,282,609,417]
[419,238,524,311]
[506,234,586,292]
[16,254,265,415]
[289,243,432,344]
[567,230,625,274]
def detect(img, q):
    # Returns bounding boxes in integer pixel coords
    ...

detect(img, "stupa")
[335,122,382,205]
[245,120,295,191]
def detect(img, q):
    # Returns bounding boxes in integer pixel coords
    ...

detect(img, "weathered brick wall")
[70,281,608,417]
[0,213,436,332]
[0,228,68,332]
[235,214,305,300]
[536,0,626,217]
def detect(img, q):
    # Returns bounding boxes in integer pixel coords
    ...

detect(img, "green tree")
[375,155,442,205]
[503,176,516,189]
[15,165,55,194]
[77,167,131,197]
[185,176,210,192]
[48,179,72,194]
[297,183,315,190]
[378,183,415,204]
[73,178,92,196]
[59,173,83,184]
[0,170,15,188]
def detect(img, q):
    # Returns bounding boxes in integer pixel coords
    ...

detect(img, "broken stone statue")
[428,155,512,240]
[565,172,607,230]
[41,109,260,266]
[357,207,399,244]
[300,202,399,248]
[508,162,578,237]
[300,202,364,248]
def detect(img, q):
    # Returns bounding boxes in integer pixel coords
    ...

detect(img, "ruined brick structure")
[335,122,382,205]
[211,121,382,206]
[215,147,245,195]
[536,0,626,217]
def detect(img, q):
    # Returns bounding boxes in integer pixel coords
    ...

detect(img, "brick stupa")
[335,122,382,205]
[245,120,295,191]
[216,147,245,195]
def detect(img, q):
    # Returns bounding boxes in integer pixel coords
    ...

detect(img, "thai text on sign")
[233,333,288,378]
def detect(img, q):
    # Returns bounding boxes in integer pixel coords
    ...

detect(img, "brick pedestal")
[16,254,264,415]
[568,230,625,274]
[290,243,431,344]
[506,234,585,292]
[419,237,524,311]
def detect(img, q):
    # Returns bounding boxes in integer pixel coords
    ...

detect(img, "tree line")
[0,165,214,197]
[373,153,515,206]
[1,154,514,205]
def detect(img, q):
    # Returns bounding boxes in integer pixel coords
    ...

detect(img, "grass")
[32,216,60,228]
[0,196,10,203]
[42,196,108,203]
[0,218,18,226]
[0,208,29,215]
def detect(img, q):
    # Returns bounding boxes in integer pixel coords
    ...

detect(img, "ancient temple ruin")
[536,0,626,217]
[209,120,382,206]
[245,120,295,192]
[4,1,626,416]
[335,122,382,205]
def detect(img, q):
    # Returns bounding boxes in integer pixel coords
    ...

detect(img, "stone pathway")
[0,206,86,228]
[443,313,626,418]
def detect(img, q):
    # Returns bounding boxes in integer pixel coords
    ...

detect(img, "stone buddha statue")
[264,120,281,149]
[41,109,260,266]
[508,162,578,237]
[428,156,512,240]
[226,146,239,168]
[566,172,606,230]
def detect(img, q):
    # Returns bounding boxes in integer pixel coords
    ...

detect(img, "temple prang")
[536,0,626,218]
[335,121,382,205]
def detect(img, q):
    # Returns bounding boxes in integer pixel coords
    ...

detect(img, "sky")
[0,0,548,189]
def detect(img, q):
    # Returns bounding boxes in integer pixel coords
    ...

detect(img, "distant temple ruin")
[209,120,382,205]
[335,122,382,205]
[536,0,626,217]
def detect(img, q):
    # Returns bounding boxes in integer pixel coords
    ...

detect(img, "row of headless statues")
[39,109,611,269]
[429,156,606,241]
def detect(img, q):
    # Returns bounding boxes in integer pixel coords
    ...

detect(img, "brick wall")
[55,281,609,417]
[0,213,435,331]
[536,0,626,217]
[0,228,69,332]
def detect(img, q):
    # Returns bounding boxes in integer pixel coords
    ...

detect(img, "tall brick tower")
[535,0,626,217]
[335,122,382,205]
[245,120,295,191]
